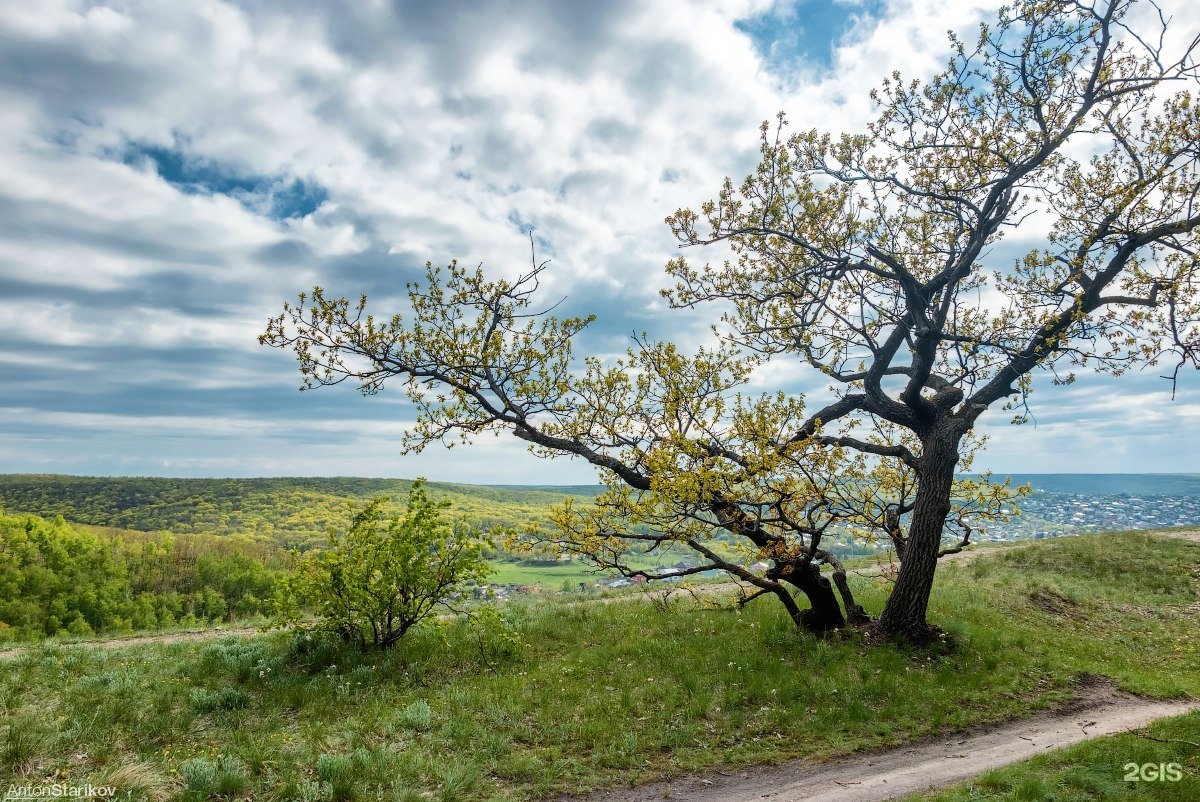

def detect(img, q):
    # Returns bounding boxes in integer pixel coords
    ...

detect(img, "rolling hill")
[0,474,599,548]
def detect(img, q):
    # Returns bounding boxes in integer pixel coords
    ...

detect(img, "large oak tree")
[263,0,1199,641]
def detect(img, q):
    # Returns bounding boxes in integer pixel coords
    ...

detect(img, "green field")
[486,560,611,588]
[485,558,686,589]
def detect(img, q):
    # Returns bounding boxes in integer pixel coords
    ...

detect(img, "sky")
[1,0,1198,484]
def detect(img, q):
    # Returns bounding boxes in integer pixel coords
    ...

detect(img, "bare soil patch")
[1162,528,1200,543]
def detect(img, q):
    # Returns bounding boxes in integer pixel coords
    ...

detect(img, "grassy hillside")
[2,531,1196,800]
[0,475,599,548]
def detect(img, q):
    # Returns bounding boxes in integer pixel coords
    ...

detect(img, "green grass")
[1,531,1196,801]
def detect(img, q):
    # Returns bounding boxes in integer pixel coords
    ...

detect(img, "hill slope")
[0,475,597,547]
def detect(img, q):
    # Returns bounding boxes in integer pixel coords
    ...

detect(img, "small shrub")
[290,780,324,802]
[437,761,481,802]
[274,481,490,649]
[316,752,356,801]
[187,687,250,713]
[215,687,251,711]
[180,755,247,800]
[468,604,526,669]
[179,758,217,798]
[281,630,354,675]
[397,699,433,731]
[391,784,424,802]
[187,688,218,713]
[1,715,48,772]
[196,639,276,683]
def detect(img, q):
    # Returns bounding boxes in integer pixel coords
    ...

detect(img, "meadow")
[2,531,1197,801]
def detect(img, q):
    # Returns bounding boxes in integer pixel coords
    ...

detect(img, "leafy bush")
[316,753,356,801]
[274,480,489,648]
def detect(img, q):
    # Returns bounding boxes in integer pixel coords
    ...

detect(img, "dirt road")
[576,680,1198,801]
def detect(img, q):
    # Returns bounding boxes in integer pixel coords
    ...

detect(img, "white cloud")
[0,0,1196,480]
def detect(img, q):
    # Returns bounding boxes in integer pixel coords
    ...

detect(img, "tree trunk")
[783,562,846,632]
[825,553,870,626]
[876,429,960,640]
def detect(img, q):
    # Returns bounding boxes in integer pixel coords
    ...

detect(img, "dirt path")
[0,625,263,660]
[1159,528,1200,543]
[576,681,1199,801]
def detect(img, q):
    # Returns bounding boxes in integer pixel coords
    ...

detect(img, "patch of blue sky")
[118,142,328,220]
[735,0,884,76]
[506,210,536,233]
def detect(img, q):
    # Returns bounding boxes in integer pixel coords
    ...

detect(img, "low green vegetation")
[486,559,608,589]
[276,482,490,648]
[2,532,1196,800]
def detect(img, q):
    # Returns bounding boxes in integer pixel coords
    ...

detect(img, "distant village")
[968,491,1200,541]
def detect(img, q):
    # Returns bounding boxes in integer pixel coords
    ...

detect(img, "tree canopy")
[0,512,285,641]
[263,0,1199,640]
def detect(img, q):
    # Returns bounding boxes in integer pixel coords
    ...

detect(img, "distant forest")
[0,475,599,549]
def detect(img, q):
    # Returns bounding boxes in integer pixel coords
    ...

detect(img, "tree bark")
[824,552,870,626]
[876,428,960,640]
[783,562,846,632]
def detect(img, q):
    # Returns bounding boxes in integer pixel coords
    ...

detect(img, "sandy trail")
[575,682,1199,801]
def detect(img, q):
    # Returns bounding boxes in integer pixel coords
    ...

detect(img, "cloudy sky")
[1,0,1197,484]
